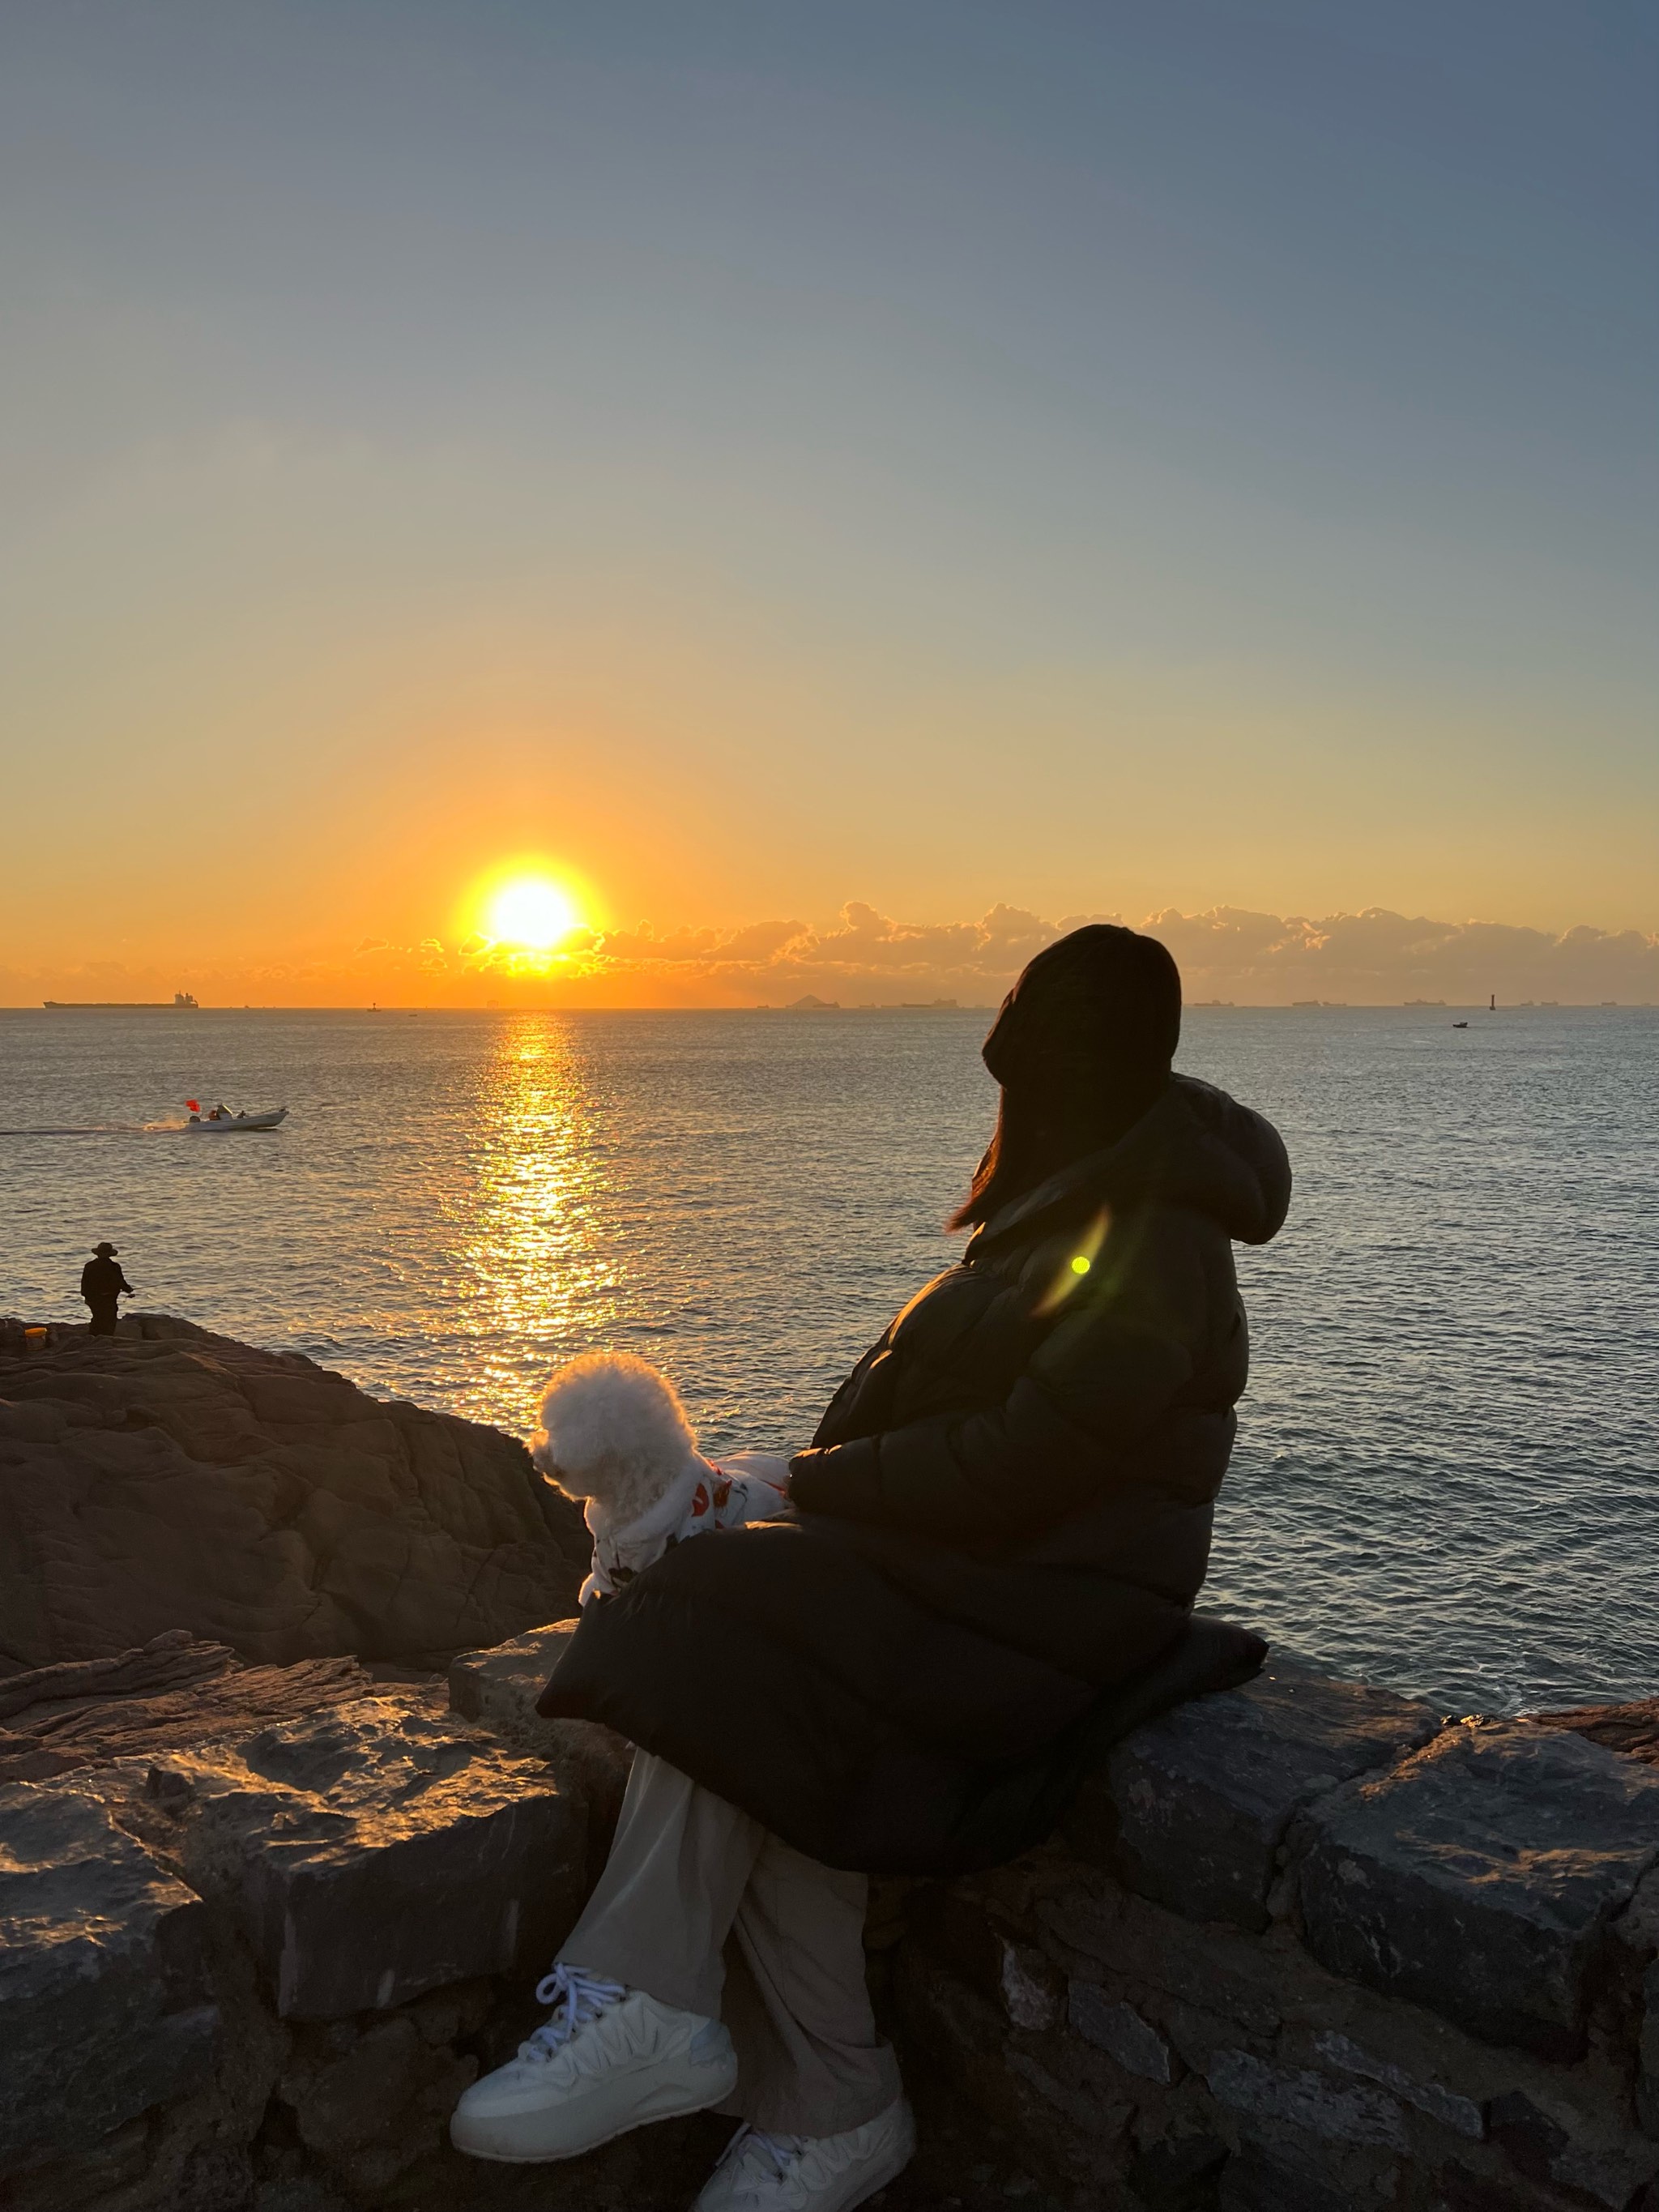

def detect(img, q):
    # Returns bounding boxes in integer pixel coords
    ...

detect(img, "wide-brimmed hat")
[92,1241,118,1256]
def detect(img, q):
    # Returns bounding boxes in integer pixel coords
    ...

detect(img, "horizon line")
[4,1000,1654,1016]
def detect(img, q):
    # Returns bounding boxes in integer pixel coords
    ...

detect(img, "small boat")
[186,1108,288,1132]
[1452,1020,1468,1029]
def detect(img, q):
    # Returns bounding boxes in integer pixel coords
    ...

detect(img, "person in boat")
[449,925,1293,2210]
[80,1242,134,1338]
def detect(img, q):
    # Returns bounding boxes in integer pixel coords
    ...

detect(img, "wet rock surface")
[0,1314,589,1670]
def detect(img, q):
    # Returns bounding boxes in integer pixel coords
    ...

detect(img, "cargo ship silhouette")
[43,991,200,1010]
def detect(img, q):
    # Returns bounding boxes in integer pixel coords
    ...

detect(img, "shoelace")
[723,2124,809,2190]
[518,1962,626,2064]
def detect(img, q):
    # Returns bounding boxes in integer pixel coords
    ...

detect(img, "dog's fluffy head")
[531,1351,703,1526]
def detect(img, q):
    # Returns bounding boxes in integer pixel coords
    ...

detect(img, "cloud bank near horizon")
[7,904,1659,1009]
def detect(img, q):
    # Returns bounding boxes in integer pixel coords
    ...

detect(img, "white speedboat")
[186,1108,288,1132]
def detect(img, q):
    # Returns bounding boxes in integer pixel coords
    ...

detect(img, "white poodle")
[530,1351,794,1605]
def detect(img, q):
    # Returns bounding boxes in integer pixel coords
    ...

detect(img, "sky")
[2,0,1655,1005]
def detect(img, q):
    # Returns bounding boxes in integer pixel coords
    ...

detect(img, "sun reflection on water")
[446,1018,621,1425]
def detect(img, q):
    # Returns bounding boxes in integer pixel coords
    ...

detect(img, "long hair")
[951,925,1181,1231]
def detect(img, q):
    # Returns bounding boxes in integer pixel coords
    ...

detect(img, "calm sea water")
[2,1005,1654,1715]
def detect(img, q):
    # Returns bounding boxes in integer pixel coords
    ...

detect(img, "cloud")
[592,918,808,966]
[586,902,1658,1006]
[1141,907,1659,1004]
[5,903,1657,1009]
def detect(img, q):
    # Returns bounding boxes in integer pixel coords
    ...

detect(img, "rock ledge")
[0,1313,588,1670]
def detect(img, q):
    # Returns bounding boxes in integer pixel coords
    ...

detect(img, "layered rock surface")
[0,1659,592,2210]
[0,1629,376,1784]
[1292,1719,1659,2062]
[448,1619,634,1878]
[1078,1659,1441,1932]
[122,1697,587,2018]
[0,1315,588,1669]
[1533,1696,1659,1770]
[4,1322,1658,2210]
[900,1668,1659,2212]
[4,1617,1659,2212]
[0,1783,219,2171]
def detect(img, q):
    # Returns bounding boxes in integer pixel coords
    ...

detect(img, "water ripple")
[2,1003,1653,1713]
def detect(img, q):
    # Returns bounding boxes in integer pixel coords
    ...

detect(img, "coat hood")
[972,1074,1291,1254]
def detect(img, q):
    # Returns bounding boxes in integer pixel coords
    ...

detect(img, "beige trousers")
[559,1752,902,2137]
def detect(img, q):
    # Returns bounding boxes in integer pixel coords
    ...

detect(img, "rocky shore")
[0,1313,591,1672]
[2,1318,1657,2212]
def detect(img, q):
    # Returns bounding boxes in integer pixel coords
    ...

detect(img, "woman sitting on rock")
[450,925,1292,2211]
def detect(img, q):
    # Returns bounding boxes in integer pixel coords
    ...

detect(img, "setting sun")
[486,874,583,949]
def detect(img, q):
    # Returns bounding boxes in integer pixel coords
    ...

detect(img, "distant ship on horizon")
[44,990,200,1010]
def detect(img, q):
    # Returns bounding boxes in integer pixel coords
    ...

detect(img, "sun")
[461,857,599,958]
[486,874,583,949]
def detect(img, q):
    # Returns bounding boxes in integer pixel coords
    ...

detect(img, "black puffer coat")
[540,1074,1291,1873]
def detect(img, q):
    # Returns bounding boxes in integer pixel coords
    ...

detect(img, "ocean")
[2,1002,1653,1716]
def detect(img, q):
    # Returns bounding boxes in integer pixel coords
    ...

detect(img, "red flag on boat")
[186,1100,200,1112]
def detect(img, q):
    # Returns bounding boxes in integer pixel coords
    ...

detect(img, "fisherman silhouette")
[80,1242,134,1338]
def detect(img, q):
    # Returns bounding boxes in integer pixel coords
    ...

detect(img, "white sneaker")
[692,2097,916,2210]
[450,1962,738,2163]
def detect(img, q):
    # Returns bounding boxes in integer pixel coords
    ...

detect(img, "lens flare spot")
[1070,1255,1091,1275]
